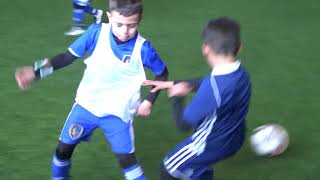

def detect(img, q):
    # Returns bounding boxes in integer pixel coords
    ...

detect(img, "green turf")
[1,0,320,179]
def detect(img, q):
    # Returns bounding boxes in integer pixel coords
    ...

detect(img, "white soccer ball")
[250,124,289,157]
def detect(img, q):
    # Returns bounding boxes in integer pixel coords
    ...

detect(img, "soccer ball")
[250,124,289,157]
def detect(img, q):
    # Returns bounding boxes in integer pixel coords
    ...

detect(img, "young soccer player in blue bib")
[64,0,103,36]
[144,17,252,180]
[15,0,168,179]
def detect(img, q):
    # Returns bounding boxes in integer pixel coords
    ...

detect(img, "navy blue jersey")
[164,61,251,178]
[184,62,251,145]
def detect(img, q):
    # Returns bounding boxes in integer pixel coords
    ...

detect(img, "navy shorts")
[163,132,244,179]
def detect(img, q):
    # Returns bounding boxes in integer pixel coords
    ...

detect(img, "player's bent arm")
[145,67,169,104]
[170,96,192,132]
[182,80,218,127]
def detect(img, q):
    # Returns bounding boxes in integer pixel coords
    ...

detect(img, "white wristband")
[34,58,53,78]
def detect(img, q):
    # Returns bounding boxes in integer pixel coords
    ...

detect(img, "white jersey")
[75,24,146,122]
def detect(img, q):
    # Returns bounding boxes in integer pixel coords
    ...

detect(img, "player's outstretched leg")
[101,115,146,179]
[51,141,76,180]
[116,153,146,180]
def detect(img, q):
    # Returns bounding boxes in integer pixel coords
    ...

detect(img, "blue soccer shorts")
[59,103,135,154]
[163,133,244,180]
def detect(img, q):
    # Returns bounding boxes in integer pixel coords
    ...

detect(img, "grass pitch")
[1,0,319,179]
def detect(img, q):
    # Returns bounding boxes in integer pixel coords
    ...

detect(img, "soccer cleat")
[64,26,86,36]
[94,9,103,24]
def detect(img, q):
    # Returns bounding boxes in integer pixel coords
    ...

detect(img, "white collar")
[211,60,241,76]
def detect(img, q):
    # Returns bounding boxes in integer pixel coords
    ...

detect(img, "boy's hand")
[143,80,174,92]
[136,100,153,117]
[168,82,193,97]
[15,66,36,90]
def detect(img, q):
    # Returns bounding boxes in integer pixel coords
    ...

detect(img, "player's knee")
[55,141,76,160]
[160,162,179,180]
[115,153,137,169]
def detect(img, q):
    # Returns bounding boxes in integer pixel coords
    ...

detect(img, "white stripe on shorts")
[165,113,217,173]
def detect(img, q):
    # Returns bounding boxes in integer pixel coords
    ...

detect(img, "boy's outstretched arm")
[144,76,204,93]
[15,51,77,90]
[145,67,169,104]
[48,51,78,71]
[174,76,204,92]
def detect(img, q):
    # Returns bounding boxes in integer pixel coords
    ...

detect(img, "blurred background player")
[15,0,168,179]
[144,17,252,180]
[64,0,103,36]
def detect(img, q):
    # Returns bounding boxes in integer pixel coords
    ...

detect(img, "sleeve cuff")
[68,48,82,58]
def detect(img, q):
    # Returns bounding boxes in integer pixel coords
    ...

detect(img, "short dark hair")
[202,17,241,56]
[108,0,143,17]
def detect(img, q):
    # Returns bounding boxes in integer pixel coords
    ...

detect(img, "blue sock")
[51,154,71,179]
[84,6,97,15]
[123,164,146,180]
[72,8,85,25]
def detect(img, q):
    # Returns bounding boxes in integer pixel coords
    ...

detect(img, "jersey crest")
[122,55,131,63]
[69,123,84,140]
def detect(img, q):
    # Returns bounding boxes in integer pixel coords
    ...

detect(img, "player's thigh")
[59,103,98,144]
[162,138,225,180]
[99,116,134,154]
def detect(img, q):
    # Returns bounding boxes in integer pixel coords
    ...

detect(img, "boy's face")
[107,11,141,42]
